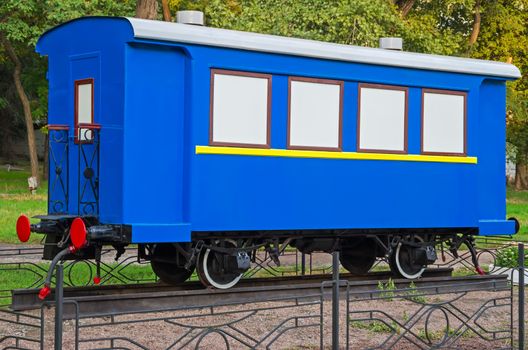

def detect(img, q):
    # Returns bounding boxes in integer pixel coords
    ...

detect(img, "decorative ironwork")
[65,294,322,349]
[344,280,513,349]
[0,240,526,349]
[47,125,69,214]
[77,124,101,216]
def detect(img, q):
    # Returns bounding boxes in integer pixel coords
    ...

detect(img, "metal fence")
[0,240,526,349]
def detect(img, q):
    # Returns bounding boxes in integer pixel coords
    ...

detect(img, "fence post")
[54,264,64,350]
[519,243,525,350]
[301,253,306,276]
[332,251,340,350]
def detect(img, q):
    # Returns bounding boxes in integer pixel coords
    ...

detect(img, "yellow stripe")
[195,146,478,164]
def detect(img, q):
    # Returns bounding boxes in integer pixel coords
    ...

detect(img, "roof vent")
[379,37,403,51]
[176,10,205,26]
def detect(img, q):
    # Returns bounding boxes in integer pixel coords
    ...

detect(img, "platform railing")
[77,123,101,216]
[47,125,70,214]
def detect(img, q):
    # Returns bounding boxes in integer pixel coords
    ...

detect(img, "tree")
[161,0,172,21]
[136,0,158,19]
[198,0,465,56]
[471,0,528,188]
[0,1,47,186]
[407,0,528,187]
[0,0,135,189]
[393,0,416,17]
[506,88,528,189]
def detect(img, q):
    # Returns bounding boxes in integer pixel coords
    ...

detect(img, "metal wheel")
[389,236,426,279]
[340,238,377,275]
[151,244,194,285]
[196,240,242,289]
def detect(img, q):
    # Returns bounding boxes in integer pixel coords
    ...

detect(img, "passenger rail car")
[16,16,521,289]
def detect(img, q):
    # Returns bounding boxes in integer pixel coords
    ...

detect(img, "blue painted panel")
[69,54,100,215]
[122,44,190,242]
[407,88,422,154]
[477,80,508,234]
[270,75,288,150]
[479,220,515,236]
[37,18,133,224]
[190,155,478,231]
[180,44,508,238]
[37,18,513,243]
[133,223,191,243]
[342,82,358,151]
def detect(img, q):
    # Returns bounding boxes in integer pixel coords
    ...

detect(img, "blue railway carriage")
[16,15,521,289]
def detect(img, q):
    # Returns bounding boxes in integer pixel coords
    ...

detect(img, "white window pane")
[422,92,465,154]
[289,80,341,149]
[77,82,93,141]
[78,83,92,124]
[359,87,406,152]
[212,73,269,146]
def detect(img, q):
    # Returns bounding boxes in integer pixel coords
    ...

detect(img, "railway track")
[10,268,508,319]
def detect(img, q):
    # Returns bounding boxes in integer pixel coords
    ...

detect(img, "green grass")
[507,187,528,239]
[0,167,47,243]
[0,261,159,306]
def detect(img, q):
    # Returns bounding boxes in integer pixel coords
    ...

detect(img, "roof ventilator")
[176,10,205,26]
[379,37,403,51]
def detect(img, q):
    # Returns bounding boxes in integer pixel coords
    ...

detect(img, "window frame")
[357,83,409,154]
[209,69,272,149]
[421,88,467,156]
[74,78,95,144]
[287,76,344,151]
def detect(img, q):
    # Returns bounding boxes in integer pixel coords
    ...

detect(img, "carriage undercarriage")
[17,214,487,290]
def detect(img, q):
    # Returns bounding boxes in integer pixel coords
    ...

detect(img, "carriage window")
[75,78,94,142]
[288,78,343,150]
[358,84,408,153]
[422,90,466,155]
[210,70,271,147]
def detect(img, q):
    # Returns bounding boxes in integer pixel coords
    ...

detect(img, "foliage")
[0,0,135,145]
[506,87,528,164]
[407,281,427,303]
[201,0,461,55]
[350,319,396,333]
[495,245,526,268]
[377,278,396,300]
[471,0,528,91]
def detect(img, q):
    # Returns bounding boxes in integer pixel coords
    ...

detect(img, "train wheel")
[389,237,425,279]
[340,239,376,275]
[196,240,242,289]
[151,244,194,285]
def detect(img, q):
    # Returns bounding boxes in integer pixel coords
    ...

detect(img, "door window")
[75,78,94,142]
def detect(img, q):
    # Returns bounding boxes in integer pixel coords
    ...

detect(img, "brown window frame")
[74,78,95,144]
[421,88,467,157]
[357,83,409,154]
[209,69,272,149]
[287,76,344,152]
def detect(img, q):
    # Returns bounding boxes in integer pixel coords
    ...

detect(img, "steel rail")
[11,268,451,309]
[10,268,508,320]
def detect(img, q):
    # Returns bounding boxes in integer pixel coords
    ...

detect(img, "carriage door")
[71,54,100,217]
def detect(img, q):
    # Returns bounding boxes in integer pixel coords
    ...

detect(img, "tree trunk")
[398,0,415,18]
[468,0,481,47]
[0,109,15,162]
[0,32,39,186]
[136,0,158,19]
[515,160,528,190]
[43,133,49,181]
[161,0,171,21]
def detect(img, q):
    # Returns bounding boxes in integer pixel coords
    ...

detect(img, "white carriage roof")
[126,17,520,79]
